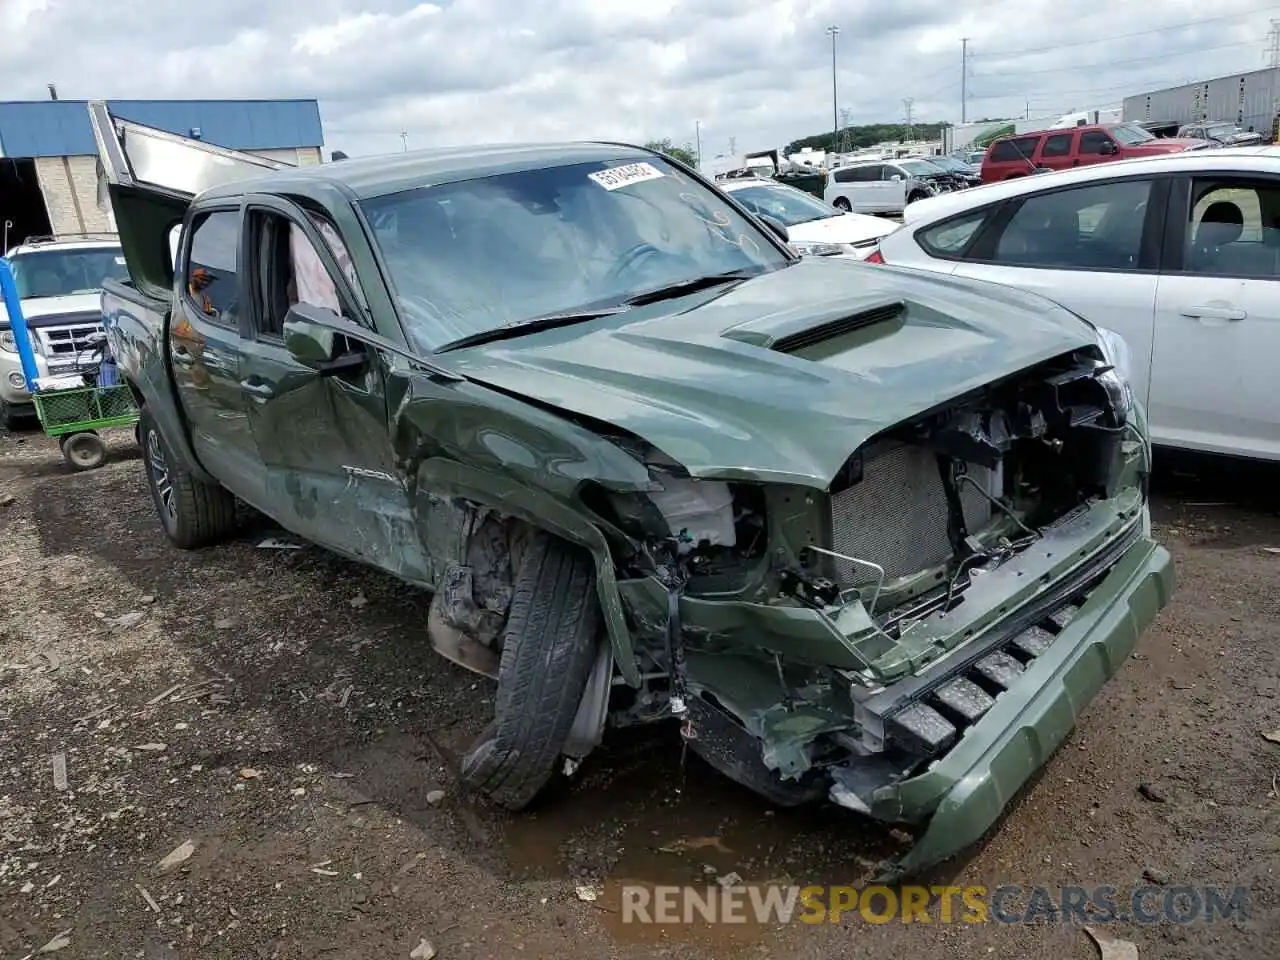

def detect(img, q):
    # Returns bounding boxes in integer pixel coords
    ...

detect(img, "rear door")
[944,175,1167,406]
[168,206,260,499]
[1148,174,1280,459]
[1037,131,1077,172]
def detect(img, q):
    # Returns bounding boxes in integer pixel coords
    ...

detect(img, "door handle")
[1180,305,1246,321]
[239,378,275,400]
[172,347,194,366]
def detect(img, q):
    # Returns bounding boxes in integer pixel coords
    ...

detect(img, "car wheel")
[460,530,602,809]
[0,399,34,431]
[61,431,108,471]
[832,197,852,212]
[140,407,237,548]
[907,191,928,204]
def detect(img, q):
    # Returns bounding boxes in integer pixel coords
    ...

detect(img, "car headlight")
[1094,325,1136,427]
[0,330,15,354]
[789,240,858,257]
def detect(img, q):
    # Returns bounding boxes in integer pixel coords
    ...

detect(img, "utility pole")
[695,120,702,169]
[399,131,408,152]
[1266,19,1280,67]
[960,37,969,124]
[827,25,841,153]
[728,136,737,157]
[839,107,853,152]
[903,98,915,141]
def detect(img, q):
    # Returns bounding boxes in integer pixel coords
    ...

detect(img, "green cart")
[32,383,139,470]
[1,255,139,471]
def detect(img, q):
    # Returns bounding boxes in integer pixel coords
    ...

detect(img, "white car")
[873,147,1280,462]
[0,237,126,428]
[719,177,897,259]
[823,157,960,216]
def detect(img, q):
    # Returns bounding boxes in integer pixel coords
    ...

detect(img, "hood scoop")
[768,302,904,355]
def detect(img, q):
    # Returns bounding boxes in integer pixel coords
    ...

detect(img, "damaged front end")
[598,341,1173,877]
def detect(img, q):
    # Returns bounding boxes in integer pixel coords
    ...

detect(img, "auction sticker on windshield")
[589,162,665,191]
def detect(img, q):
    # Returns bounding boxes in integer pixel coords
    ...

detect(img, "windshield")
[898,159,946,176]
[10,246,128,299]
[727,182,838,226]
[1110,123,1156,145]
[1204,123,1237,139]
[926,157,968,173]
[362,157,789,352]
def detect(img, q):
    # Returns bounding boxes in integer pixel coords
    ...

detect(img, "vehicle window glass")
[9,247,129,299]
[1110,123,1155,145]
[256,212,357,338]
[988,137,1038,163]
[1041,134,1073,158]
[918,209,988,256]
[991,180,1152,270]
[840,165,880,182]
[361,156,787,352]
[1079,130,1115,154]
[728,184,837,226]
[186,211,240,324]
[1184,180,1280,278]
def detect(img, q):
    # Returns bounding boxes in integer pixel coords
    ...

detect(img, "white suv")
[1,237,126,428]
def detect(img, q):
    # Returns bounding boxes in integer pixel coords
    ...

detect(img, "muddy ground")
[1,426,1278,960]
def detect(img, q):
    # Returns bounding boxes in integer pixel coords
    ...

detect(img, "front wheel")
[140,408,237,548]
[832,196,852,212]
[460,530,602,809]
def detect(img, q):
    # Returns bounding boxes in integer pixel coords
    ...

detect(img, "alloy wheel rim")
[147,430,177,522]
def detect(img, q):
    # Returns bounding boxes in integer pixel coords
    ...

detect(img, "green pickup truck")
[90,101,1173,878]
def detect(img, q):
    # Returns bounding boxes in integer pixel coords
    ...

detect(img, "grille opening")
[771,302,902,354]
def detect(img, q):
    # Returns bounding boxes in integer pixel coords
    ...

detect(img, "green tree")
[644,138,699,167]
[784,122,948,156]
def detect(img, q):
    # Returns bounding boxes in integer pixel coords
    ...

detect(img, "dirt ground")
[1,426,1278,960]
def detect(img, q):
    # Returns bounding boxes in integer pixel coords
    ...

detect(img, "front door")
[235,196,431,581]
[1148,174,1280,459]
[947,176,1164,407]
[170,207,259,500]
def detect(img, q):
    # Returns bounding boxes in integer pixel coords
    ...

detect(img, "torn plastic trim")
[868,534,1174,882]
[414,456,641,686]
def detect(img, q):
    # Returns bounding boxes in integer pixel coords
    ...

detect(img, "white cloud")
[0,0,1273,158]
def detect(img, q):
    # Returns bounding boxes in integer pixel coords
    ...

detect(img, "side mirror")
[759,214,790,243]
[889,174,903,182]
[1100,141,1118,155]
[283,303,365,374]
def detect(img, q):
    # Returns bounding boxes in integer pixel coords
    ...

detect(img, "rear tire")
[832,196,852,212]
[61,431,107,471]
[459,530,602,810]
[140,407,237,548]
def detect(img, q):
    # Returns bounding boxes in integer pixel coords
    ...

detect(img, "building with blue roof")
[1,97,324,249]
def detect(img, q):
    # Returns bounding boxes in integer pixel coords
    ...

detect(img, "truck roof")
[199,142,657,202]
[6,237,121,257]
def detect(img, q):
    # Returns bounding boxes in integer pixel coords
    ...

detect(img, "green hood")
[447,260,1097,488]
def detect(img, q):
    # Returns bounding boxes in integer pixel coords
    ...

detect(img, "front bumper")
[871,533,1174,879]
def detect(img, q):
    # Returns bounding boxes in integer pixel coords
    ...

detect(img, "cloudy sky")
[1,0,1275,158]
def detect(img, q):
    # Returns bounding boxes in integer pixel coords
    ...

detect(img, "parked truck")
[91,102,1172,879]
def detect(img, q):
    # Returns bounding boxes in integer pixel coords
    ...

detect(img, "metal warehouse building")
[1123,68,1280,136]
[0,98,324,251]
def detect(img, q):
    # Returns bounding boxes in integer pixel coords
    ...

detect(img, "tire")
[906,191,927,205]
[832,196,852,212]
[460,530,602,809]
[140,407,237,548]
[61,431,107,471]
[0,399,34,431]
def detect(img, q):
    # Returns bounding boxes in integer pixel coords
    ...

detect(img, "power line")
[974,39,1258,78]
[971,4,1278,60]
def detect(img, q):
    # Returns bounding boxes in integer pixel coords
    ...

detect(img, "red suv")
[979,123,1203,183]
